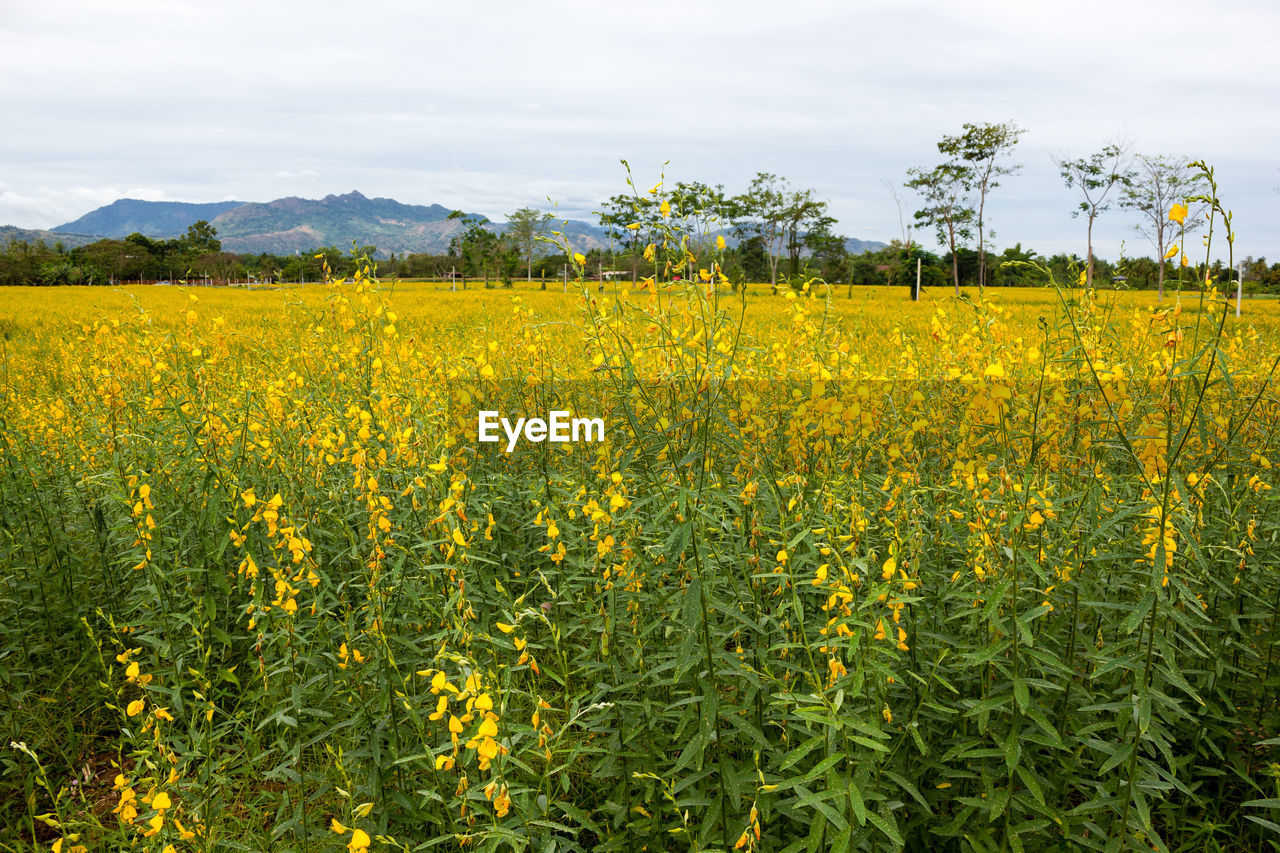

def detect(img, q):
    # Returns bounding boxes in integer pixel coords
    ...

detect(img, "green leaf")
[1013,677,1029,711]
[848,779,867,826]
[866,809,903,847]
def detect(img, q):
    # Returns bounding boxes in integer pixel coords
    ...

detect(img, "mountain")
[62,190,610,256]
[1,225,102,249]
[846,237,887,254]
[207,191,505,256]
[43,192,884,258]
[54,199,246,238]
[714,233,886,255]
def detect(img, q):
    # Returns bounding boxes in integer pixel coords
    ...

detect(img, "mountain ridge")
[30,192,885,258]
[55,199,247,239]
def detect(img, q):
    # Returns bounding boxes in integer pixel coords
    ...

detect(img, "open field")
[3,271,1280,851]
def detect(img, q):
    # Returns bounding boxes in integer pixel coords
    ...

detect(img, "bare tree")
[883,177,913,248]
[1120,155,1209,298]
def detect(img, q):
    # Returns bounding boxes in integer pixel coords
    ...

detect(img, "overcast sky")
[4,0,1278,261]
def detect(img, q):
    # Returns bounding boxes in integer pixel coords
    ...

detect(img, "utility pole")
[1237,263,1243,318]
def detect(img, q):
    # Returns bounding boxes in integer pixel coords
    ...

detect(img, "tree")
[989,243,1042,287]
[182,220,221,256]
[667,181,732,258]
[447,211,502,286]
[505,207,553,281]
[906,162,975,294]
[598,193,659,284]
[850,254,881,290]
[1055,142,1135,288]
[938,122,1025,290]
[735,235,771,283]
[781,189,831,284]
[734,173,788,289]
[1120,154,1209,299]
[803,225,850,283]
[733,173,829,290]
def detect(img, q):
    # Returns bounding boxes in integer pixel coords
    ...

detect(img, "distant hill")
[47,191,609,256]
[209,191,615,256]
[210,191,482,256]
[846,237,887,254]
[38,192,884,258]
[703,232,886,256]
[54,199,246,238]
[0,225,102,249]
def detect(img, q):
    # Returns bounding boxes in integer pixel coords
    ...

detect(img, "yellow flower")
[1164,244,1178,260]
[152,792,171,810]
[1168,203,1187,224]
[716,235,726,251]
[659,200,671,217]
[493,784,511,817]
[127,699,145,717]
[348,828,371,853]
[573,252,585,266]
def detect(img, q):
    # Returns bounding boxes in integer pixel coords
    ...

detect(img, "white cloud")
[2,0,1277,257]
[0,186,172,229]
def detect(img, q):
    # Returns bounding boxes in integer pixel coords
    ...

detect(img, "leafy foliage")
[2,169,1280,853]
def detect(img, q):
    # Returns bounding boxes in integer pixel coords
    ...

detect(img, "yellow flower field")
[3,247,1280,851]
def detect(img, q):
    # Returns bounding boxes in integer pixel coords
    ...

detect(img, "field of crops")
[3,256,1280,851]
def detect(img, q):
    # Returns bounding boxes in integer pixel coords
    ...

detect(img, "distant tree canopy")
[1,158,1269,292]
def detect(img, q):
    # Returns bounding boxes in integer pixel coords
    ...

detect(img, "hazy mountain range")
[3,191,886,257]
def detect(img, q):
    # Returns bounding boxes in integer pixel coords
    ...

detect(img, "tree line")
[4,124,1278,293]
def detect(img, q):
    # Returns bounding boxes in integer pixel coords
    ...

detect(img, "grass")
[2,204,1280,852]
